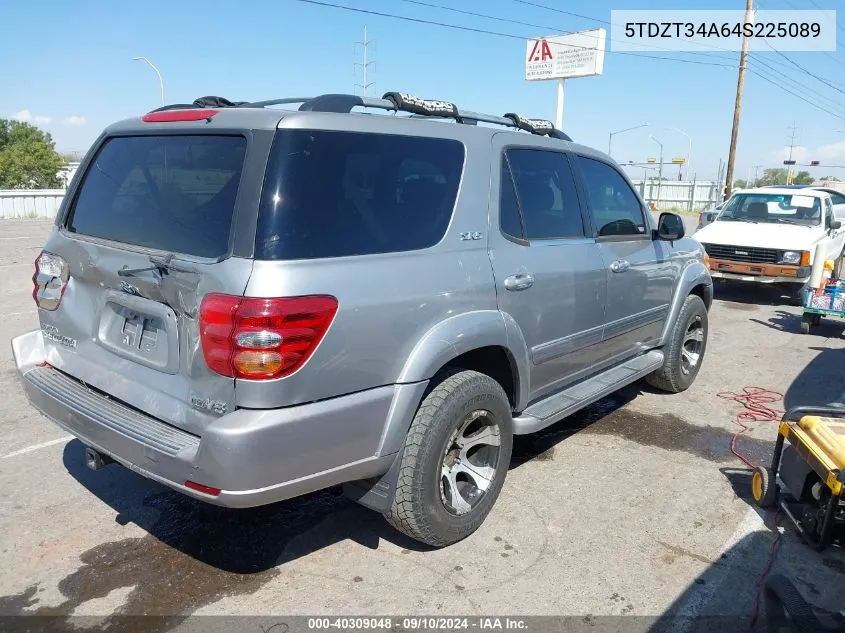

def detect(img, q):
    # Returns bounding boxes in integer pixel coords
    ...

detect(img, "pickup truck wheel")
[384,369,513,547]
[646,295,708,393]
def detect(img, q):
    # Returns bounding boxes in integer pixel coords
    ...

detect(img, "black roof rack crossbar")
[238,97,314,108]
[145,91,572,140]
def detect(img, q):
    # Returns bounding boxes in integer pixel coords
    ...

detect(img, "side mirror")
[655,212,685,241]
[831,219,842,231]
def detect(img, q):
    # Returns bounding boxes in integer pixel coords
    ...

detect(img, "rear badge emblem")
[190,395,227,415]
[42,324,78,349]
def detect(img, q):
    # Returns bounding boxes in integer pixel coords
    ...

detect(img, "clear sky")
[2,0,845,182]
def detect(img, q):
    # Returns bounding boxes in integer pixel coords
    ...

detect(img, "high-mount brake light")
[199,294,338,380]
[142,109,218,123]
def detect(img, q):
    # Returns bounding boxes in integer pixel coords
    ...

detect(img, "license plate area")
[96,290,180,374]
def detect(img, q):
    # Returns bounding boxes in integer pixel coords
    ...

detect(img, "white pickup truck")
[693,187,845,302]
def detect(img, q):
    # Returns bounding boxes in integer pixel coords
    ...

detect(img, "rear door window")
[504,148,584,240]
[256,130,465,259]
[66,135,247,258]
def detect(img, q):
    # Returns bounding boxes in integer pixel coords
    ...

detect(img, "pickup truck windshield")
[718,192,821,226]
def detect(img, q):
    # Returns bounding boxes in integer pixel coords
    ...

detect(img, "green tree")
[819,175,840,182]
[734,179,749,189]
[0,119,65,189]
[792,170,814,185]
[755,168,788,187]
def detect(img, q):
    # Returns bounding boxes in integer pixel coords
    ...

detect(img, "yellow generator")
[752,406,845,550]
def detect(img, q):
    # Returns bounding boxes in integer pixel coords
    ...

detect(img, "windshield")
[717,192,821,226]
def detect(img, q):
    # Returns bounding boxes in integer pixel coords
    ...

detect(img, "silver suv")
[14,92,712,547]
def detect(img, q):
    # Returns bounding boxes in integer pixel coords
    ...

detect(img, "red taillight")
[184,480,221,496]
[142,109,218,123]
[199,294,338,380]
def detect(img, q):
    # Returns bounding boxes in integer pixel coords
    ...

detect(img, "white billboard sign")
[525,28,607,81]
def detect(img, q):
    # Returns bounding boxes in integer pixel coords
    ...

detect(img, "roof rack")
[146,92,572,141]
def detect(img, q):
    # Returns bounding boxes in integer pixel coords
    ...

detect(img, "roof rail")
[147,92,572,141]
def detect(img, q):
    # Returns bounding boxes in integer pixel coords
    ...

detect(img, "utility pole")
[752,163,762,185]
[786,122,798,184]
[724,0,755,200]
[354,26,376,97]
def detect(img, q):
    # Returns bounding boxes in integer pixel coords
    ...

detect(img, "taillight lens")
[199,294,338,380]
[32,251,69,311]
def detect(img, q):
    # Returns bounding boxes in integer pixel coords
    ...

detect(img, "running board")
[512,350,664,435]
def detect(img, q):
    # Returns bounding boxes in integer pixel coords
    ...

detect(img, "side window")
[500,160,524,239]
[255,131,465,260]
[505,149,584,240]
[577,156,647,237]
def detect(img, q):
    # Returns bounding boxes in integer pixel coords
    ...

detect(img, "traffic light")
[811,160,820,166]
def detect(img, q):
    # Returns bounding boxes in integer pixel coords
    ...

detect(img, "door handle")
[504,273,535,291]
[609,260,630,273]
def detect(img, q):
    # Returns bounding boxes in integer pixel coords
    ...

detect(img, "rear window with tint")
[66,135,247,258]
[256,130,465,260]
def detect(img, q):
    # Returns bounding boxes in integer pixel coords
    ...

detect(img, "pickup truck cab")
[693,187,845,301]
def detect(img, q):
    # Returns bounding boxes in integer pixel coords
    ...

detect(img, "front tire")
[646,295,708,393]
[384,369,513,547]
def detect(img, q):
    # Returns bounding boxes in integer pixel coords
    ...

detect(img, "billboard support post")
[556,79,565,130]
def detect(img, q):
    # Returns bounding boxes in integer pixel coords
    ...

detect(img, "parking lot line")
[0,236,41,240]
[2,436,73,459]
[669,507,766,631]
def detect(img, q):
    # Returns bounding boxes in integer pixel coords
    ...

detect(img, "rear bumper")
[13,329,399,508]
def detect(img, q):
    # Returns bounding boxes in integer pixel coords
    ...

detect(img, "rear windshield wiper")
[118,254,199,277]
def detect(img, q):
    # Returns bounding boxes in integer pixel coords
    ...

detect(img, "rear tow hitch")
[84,447,115,471]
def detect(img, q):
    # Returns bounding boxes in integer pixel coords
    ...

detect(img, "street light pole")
[608,122,649,158]
[666,127,692,179]
[650,134,664,209]
[132,56,165,106]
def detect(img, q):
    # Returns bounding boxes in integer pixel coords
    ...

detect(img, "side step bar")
[512,350,664,435]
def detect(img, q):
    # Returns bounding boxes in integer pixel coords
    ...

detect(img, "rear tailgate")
[34,132,257,436]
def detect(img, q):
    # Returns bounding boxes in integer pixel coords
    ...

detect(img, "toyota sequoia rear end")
[12,99,478,508]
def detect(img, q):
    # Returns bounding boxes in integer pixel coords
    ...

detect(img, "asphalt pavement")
[0,218,842,629]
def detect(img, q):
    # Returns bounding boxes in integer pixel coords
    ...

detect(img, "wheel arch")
[659,260,713,346]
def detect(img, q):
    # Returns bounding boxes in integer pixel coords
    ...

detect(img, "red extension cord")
[716,386,786,632]
[717,387,785,469]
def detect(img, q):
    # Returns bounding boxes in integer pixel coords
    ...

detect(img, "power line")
[295,0,845,123]
[509,0,771,60]
[748,54,845,116]
[803,0,845,36]
[398,0,740,63]
[509,0,608,25]
[293,0,739,68]
[762,40,845,97]
[748,68,845,120]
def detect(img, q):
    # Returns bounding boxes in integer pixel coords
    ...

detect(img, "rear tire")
[646,295,708,393]
[384,369,513,547]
